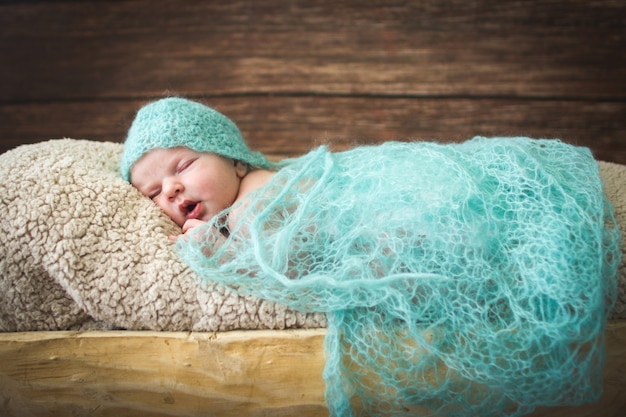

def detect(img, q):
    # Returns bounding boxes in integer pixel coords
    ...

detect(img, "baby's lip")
[180,200,202,220]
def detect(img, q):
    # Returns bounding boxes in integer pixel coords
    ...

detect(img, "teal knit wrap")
[120,97,270,182]
[177,137,620,417]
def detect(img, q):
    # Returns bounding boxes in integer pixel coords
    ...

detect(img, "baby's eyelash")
[149,189,161,200]
[177,159,194,173]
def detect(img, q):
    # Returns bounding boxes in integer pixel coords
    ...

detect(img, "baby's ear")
[234,160,249,178]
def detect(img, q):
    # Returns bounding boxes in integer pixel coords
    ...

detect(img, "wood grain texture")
[0,329,328,417]
[0,0,624,99]
[2,97,625,162]
[1,323,625,417]
[1,0,624,161]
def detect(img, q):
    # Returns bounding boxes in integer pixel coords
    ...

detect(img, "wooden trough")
[1,324,626,416]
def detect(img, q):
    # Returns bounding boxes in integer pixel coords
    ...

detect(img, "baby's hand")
[169,219,229,260]
[169,219,207,241]
[182,219,207,234]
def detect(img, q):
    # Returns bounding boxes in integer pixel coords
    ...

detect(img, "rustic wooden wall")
[1,0,625,162]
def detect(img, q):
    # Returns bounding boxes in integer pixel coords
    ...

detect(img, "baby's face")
[130,147,248,227]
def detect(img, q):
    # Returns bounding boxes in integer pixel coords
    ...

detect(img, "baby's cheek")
[155,200,182,226]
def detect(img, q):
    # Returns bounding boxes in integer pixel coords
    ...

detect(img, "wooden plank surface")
[0,329,328,417]
[1,323,625,417]
[1,0,624,161]
[0,0,624,100]
[2,97,625,163]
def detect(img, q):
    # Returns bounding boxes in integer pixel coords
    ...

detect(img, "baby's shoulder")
[239,169,275,199]
[230,169,276,228]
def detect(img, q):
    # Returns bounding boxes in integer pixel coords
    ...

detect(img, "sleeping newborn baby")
[120,97,620,417]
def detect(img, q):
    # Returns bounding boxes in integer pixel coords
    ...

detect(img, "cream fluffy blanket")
[0,139,326,331]
[0,139,624,331]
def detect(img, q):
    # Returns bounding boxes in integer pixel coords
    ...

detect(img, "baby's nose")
[163,177,183,198]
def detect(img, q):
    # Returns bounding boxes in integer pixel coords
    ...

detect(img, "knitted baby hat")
[120,97,270,182]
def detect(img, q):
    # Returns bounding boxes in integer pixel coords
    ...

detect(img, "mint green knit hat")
[120,97,270,182]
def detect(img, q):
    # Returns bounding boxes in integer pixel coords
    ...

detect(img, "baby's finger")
[182,218,206,234]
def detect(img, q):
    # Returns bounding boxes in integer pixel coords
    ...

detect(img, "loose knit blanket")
[178,138,622,417]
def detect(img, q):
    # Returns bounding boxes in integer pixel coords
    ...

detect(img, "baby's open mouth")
[182,201,201,219]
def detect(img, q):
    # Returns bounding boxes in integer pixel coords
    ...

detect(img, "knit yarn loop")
[178,137,620,417]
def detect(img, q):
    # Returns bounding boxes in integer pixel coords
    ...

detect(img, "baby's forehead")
[129,147,185,187]
[130,147,221,187]
[135,146,195,166]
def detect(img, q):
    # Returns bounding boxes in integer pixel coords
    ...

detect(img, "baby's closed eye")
[177,158,196,173]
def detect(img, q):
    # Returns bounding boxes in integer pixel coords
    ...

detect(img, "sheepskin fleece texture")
[0,139,326,331]
[0,139,624,332]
